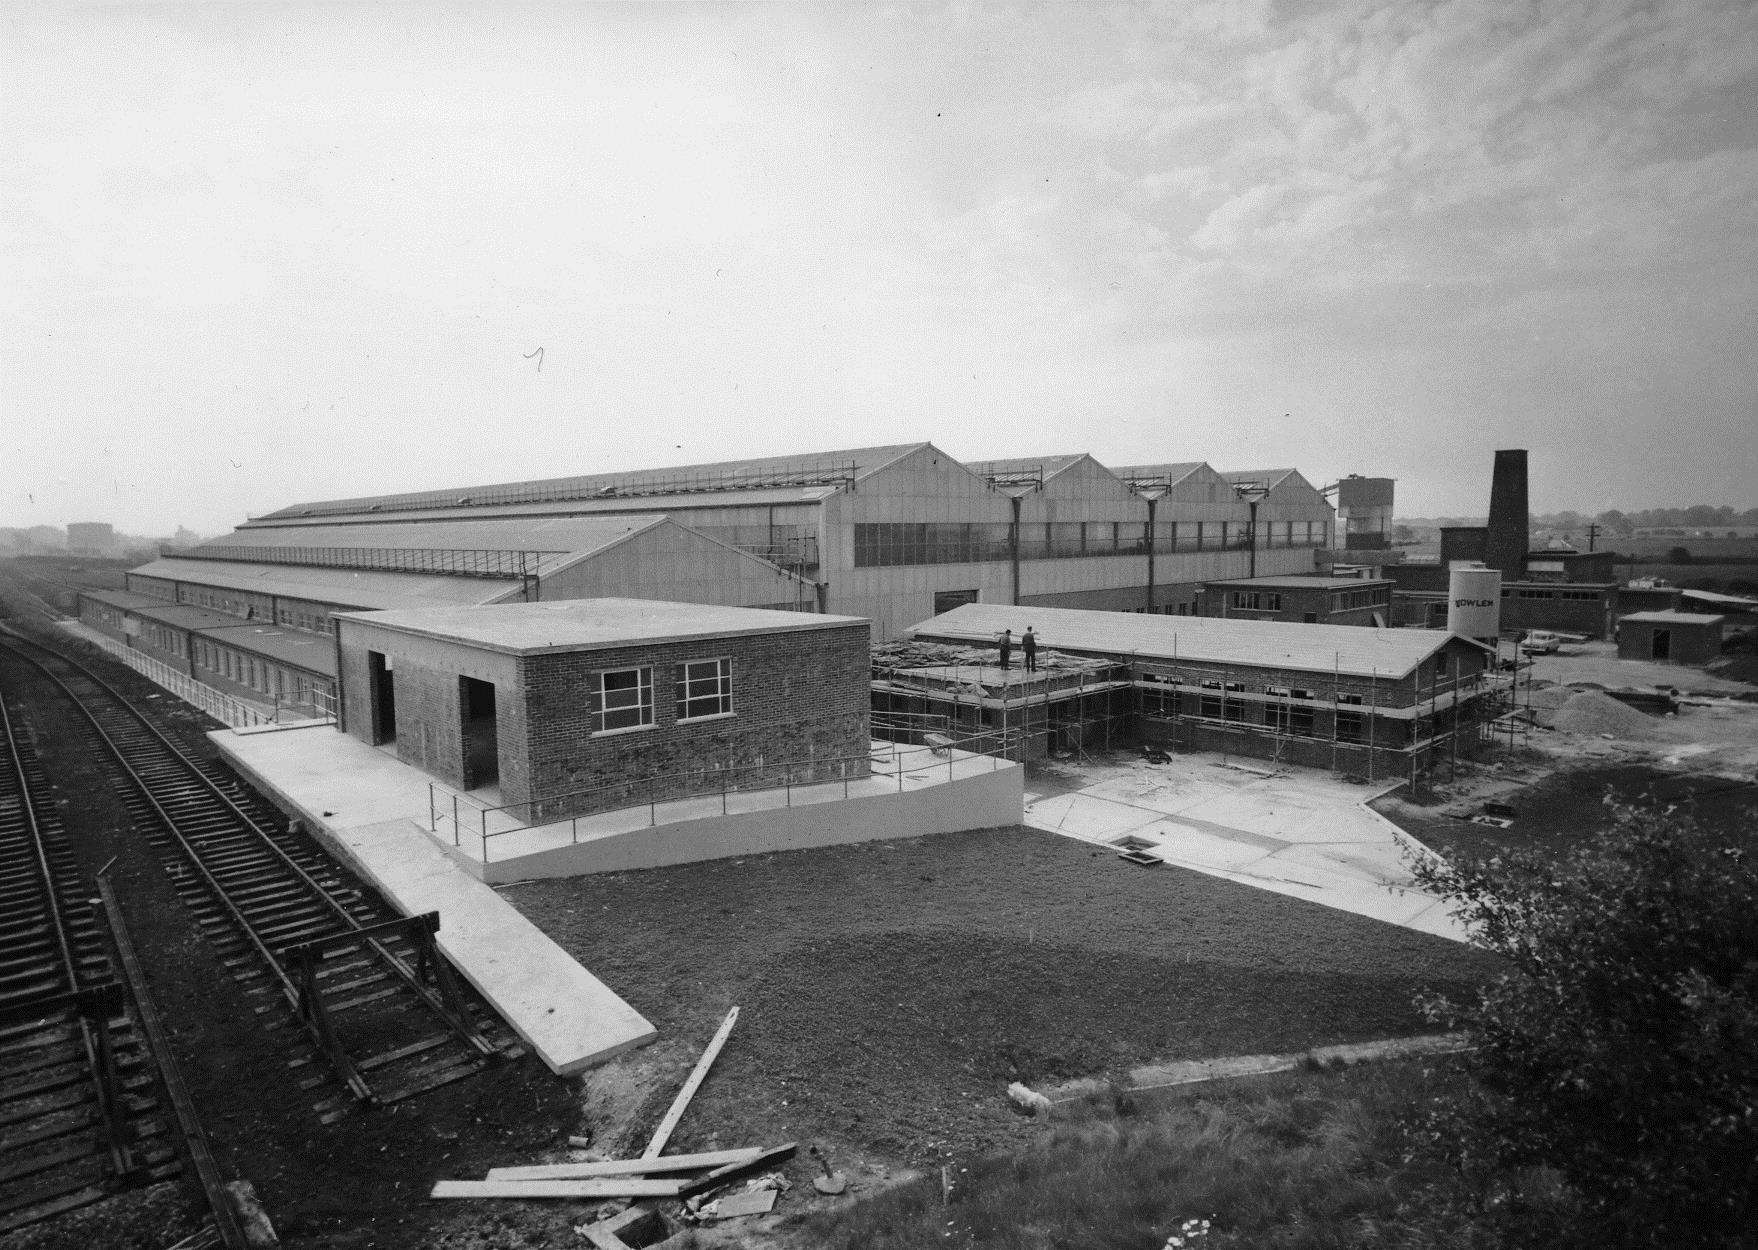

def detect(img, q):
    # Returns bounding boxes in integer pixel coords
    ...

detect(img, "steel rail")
[0,630,496,1099]
[94,875,248,1250]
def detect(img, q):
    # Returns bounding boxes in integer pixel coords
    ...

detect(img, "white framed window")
[596,667,654,733]
[676,657,733,722]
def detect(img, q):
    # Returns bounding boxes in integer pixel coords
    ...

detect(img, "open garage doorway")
[368,651,397,744]
[460,676,499,789]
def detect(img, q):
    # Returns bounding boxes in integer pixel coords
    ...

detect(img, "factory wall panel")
[537,524,810,611]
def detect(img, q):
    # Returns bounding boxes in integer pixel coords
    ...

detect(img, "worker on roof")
[996,628,1012,671]
[1023,626,1038,672]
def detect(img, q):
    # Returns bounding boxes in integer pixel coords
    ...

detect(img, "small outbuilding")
[1616,611,1724,666]
[334,598,872,822]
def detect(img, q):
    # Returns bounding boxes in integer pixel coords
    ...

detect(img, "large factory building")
[115,444,1342,646]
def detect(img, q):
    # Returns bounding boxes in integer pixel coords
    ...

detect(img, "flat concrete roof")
[1618,611,1726,626]
[909,602,1489,679]
[336,597,867,656]
[1203,576,1392,590]
[80,588,174,612]
[201,623,338,676]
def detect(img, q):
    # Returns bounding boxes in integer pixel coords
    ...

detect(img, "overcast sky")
[4,0,1754,535]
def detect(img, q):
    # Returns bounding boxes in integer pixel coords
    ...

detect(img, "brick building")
[1616,611,1725,666]
[1196,575,1393,626]
[334,598,872,823]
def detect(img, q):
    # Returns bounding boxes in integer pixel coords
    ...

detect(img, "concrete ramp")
[210,726,656,1074]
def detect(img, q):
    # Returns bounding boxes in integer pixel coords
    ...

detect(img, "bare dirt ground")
[484,818,1496,1240]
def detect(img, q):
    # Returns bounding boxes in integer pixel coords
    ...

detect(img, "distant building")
[1616,611,1725,666]
[66,522,116,554]
[1197,575,1393,626]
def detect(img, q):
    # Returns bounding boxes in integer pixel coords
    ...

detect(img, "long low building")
[85,515,814,715]
[129,443,1346,646]
[898,602,1501,775]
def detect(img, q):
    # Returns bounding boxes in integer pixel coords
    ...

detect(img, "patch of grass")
[788,1059,1551,1249]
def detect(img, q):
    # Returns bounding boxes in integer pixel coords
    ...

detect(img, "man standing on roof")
[996,628,1012,671]
[1022,626,1038,672]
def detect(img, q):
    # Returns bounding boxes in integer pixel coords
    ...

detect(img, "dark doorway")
[369,651,397,744]
[460,676,498,788]
[933,588,979,615]
[1651,629,1671,660]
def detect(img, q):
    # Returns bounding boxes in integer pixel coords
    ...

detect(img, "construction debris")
[487,1147,763,1181]
[1007,1081,1053,1115]
[642,1006,740,1159]
[700,1187,777,1219]
[808,1143,848,1195]
[430,1178,686,1200]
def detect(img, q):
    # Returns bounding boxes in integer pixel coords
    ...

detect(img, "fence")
[72,628,333,729]
[428,736,1008,864]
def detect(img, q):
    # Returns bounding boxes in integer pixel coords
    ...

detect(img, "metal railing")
[158,545,566,580]
[69,629,330,728]
[427,735,1009,864]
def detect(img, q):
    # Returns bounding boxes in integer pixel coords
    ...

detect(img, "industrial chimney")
[1486,449,1529,580]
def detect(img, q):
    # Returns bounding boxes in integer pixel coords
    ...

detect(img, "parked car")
[1519,630,1563,654]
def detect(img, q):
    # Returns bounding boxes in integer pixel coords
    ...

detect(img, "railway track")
[0,689,175,1233]
[0,630,520,1125]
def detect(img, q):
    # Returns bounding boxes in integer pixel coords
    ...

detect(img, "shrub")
[1409,800,1758,1245]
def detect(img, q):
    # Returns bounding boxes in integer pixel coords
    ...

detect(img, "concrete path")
[1024,754,1467,943]
[209,724,657,1074]
[1043,1031,1470,1105]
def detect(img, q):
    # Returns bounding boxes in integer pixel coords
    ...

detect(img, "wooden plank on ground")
[486,1147,763,1181]
[429,1178,685,1200]
[677,1142,799,1198]
[641,1005,739,1159]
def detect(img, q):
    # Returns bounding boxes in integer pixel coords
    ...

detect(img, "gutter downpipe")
[1010,494,1021,606]
[1145,495,1157,613]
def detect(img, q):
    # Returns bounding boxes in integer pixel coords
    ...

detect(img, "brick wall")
[336,622,522,789]
[518,622,872,822]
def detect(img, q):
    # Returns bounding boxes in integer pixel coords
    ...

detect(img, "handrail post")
[452,794,460,847]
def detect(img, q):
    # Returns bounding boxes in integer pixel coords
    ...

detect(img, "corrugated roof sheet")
[1203,576,1393,589]
[906,603,1480,679]
[239,487,836,530]
[1619,610,1726,625]
[1219,468,1300,487]
[203,514,668,577]
[965,454,1091,479]
[128,559,513,611]
[256,444,927,520]
[79,589,171,612]
[342,598,865,655]
[1109,461,1209,485]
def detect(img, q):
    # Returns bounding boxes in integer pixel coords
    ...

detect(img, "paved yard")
[1024,752,1466,942]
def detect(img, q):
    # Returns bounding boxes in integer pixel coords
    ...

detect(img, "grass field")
[505,825,1496,1169]
[781,1057,1505,1250]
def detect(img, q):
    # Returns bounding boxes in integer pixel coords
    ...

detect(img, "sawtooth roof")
[906,602,1487,679]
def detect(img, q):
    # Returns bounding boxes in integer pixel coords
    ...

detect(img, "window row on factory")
[854,520,1329,568]
[192,639,328,707]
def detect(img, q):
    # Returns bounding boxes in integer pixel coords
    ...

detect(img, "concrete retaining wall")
[454,759,1024,882]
